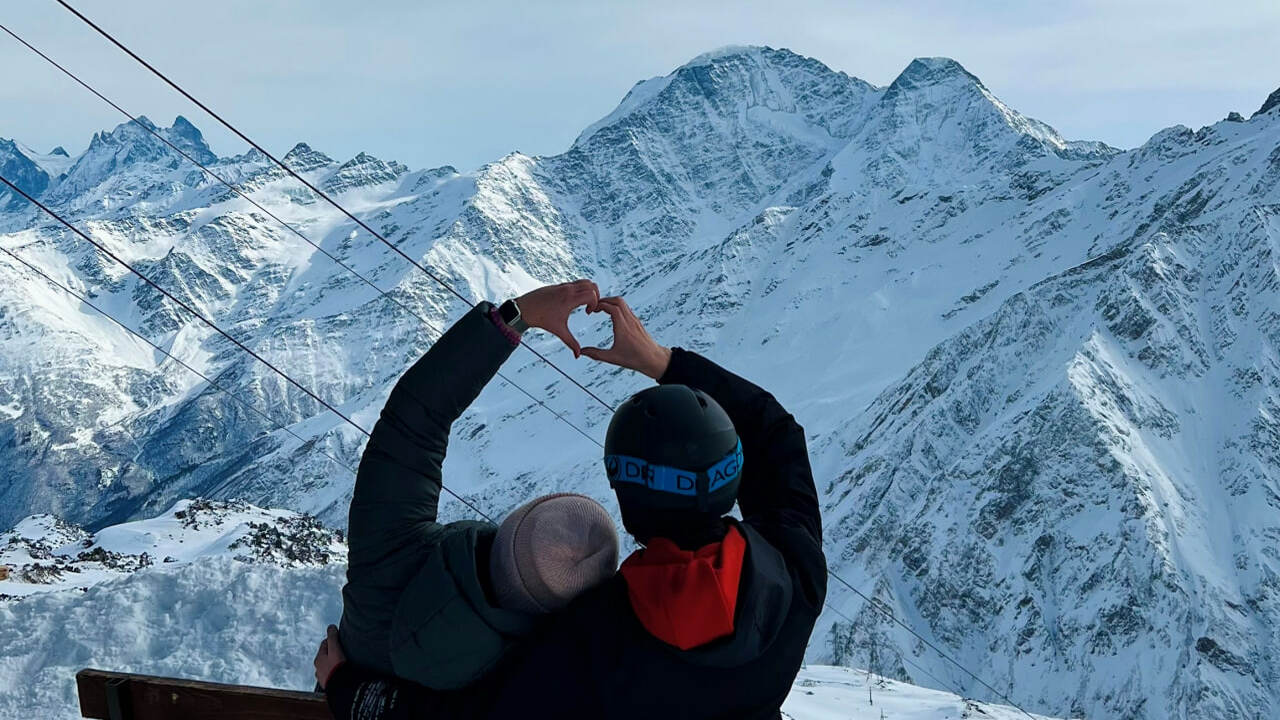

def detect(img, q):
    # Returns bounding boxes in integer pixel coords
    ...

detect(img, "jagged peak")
[81,116,215,165]
[344,151,379,165]
[886,57,983,94]
[282,142,333,172]
[1254,87,1280,118]
[573,45,862,148]
[677,44,770,70]
[169,115,202,142]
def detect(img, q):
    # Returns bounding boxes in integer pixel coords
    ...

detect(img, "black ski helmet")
[603,384,742,517]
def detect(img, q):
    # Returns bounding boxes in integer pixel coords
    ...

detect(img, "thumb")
[327,625,339,643]
[581,346,616,363]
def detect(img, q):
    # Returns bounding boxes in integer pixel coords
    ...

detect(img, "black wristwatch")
[498,299,530,333]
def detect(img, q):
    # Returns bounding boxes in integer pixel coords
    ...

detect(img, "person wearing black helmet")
[324,293,826,720]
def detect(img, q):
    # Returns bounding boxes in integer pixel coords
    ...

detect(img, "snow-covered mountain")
[0,503,1058,720]
[1,45,1278,719]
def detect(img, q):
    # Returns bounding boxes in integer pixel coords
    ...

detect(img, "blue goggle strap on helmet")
[604,440,743,502]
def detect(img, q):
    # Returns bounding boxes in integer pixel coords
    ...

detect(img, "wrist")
[498,299,530,333]
[643,346,672,380]
[322,660,347,691]
[487,305,523,347]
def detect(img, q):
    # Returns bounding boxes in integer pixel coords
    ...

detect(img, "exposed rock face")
[1255,87,1280,117]
[2,48,1279,719]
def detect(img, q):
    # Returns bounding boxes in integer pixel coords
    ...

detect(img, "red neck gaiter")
[619,525,747,651]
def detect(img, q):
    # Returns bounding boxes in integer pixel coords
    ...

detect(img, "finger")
[593,301,623,319]
[596,296,632,321]
[581,346,619,364]
[327,625,340,644]
[581,283,599,311]
[549,325,582,358]
[575,281,599,303]
[610,296,638,322]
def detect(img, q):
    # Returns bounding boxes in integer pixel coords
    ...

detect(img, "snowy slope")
[0,499,344,599]
[0,507,1059,720]
[1,45,1279,718]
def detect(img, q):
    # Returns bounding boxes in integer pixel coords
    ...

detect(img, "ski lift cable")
[0,174,496,524]
[0,243,360,481]
[821,601,968,700]
[0,20,602,453]
[826,571,1038,720]
[54,0,616,415]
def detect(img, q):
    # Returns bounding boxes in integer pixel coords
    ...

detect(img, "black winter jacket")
[337,302,537,692]
[329,347,827,720]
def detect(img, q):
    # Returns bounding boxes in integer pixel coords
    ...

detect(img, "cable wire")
[0,19,602,452]
[0,173,494,523]
[827,570,1039,719]
[55,0,615,414]
[821,601,968,700]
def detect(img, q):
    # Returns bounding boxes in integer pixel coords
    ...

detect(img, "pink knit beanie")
[489,493,619,614]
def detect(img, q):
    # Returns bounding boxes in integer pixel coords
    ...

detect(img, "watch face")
[500,300,520,324]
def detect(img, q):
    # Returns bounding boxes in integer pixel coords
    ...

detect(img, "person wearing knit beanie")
[326,281,622,699]
[490,493,619,614]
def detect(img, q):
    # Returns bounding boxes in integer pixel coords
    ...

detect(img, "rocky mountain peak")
[676,43,771,70]
[573,45,870,149]
[49,146,69,157]
[1255,86,1280,118]
[0,138,51,209]
[50,116,216,200]
[161,115,216,164]
[282,142,333,172]
[320,151,407,193]
[889,56,981,91]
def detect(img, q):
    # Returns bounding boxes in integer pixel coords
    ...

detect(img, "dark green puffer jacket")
[338,301,537,690]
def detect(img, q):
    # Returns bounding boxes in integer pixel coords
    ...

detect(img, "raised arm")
[346,301,518,566]
[582,296,824,605]
[347,280,601,568]
[655,348,820,542]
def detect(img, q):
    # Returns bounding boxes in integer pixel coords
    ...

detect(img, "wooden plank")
[77,669,332,720]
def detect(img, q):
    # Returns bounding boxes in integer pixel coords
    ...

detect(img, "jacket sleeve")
[347,302,517,568]
[658,347,826,606]
[326,663,450,720]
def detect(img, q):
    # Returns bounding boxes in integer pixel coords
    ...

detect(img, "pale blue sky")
[2,0,1278,172]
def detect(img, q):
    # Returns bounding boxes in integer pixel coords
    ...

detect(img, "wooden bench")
[76,669,332,720]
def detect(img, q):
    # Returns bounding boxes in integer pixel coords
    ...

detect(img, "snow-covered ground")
[0,499,344,598]
[784,666,1060,720]
[0,504,1057,720]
